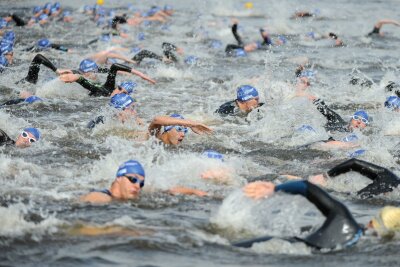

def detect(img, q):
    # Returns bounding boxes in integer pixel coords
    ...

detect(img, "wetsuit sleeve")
[232,24,244,46]
[215,100,237,116]
[76,76,109,97]
[275,180,348,217]
[0,129,15,146]
[312,98,347,126]
[1,98,25,106]
[132,50,163,64]
[225,44,244,53]
[11,13,26,26]
[102,63,132,92]
[50,44,69,52]
[98,67,110,74]
[328,158,400,198]
[163,50,178,62]
[111,15,127,29]
[162,42,177,52]
[23,54,58,84]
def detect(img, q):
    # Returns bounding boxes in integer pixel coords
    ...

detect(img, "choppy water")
[1,0,400,266]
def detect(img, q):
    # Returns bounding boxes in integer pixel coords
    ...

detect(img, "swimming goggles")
[174,126,188,134]
[20,131,36,143]
[124,175,145,188]
[352,115,369,124]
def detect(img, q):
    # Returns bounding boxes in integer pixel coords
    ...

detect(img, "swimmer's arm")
[148,116,213,136]
[130,68,156,84]
[375,19,400,28]
[201,168,233,183]
[104,52,136,64]
[79,192,112,204]
[318,140,359,149]
[168,186,208,197]
[327,158,388,181]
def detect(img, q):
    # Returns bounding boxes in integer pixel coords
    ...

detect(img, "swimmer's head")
[163,114,188,145]
[236,85,260,113]
[369,206,400,238]
[79,59,99,74]
[38,14,49,24]
[24,96,42,104]
[202,150,224,161]
[234,48,247,57]
[37,38,51,50]
[33,6,42,14]
[184,55,198,65]
[384,96,400,111]
[3,31,15,43]
[110,93,135,110]
[53,2,61,10]
[43,2,52,12]
[62,11,71,18]
[115,160,145,199]
[329,32,338,40]
[15,127,40,148]
[163,5,174,15]
[350,110,369,130]
[0,19,8,29]
[118,81,137,95]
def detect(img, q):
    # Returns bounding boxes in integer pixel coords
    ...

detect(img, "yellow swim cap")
[244,2,253,9]
[372,206,400,237]
[97,0,104,6]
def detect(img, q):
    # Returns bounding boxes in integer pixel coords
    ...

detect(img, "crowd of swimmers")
[1,1,400,253]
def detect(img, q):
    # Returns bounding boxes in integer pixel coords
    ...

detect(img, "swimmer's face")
[238,97,259,113]
[15,131,36,148]
[82,72,97,80]
[166,128,185,145]
[118,173,144,199]
[350,118,367,130]
[4,52,13,64]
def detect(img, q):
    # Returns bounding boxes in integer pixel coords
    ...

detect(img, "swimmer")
[312,98,370,132]
[1,95,42,107]
[328,32,344,47]
[24,38,70,53]
[236,179,400,249]
[148,114,212,145]
[0,127,41,148]
[384,81,400,97]
[80,160,145,204]
[384,95,400,111]
[132,42,183,64]
[225,21,275,57]
[215,85,264,116]
[367,19,400,36]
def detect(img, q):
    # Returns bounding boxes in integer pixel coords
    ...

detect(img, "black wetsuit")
[233,180,362,249]
[7,13,27,26]
[313,98,349,132]
[111,15,127,30]
[367,27,380,36]
[0,129,15,146]
[328,158,400,199]
[0,98,25,106]
[215,100,264,116]
[19,54,58,84]
[75,63,132,97]
[225,24,271,55]
[24,44,69,53]
[132,42,178,64]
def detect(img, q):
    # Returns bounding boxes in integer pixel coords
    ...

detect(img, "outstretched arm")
[327,158,388,181]
[148,116,212,136]
[375,19,400,29]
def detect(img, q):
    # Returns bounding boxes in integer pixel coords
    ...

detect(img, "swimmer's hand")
[59,73,80,83]
[189,122,213,135]
[243,181,275,199]
[56,69,73,75]
[308,174,327,187]
[168,186,208,197]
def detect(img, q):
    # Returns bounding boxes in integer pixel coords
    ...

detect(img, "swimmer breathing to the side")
[368,19,400,36]
[0,127,41,148]
[80,160,145,204]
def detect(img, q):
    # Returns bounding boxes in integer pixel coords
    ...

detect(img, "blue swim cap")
[24,127,40,141]
[0,42,13,55]
[100,33,111,42]
[300,70,316,80]
[342,133,358,142]
[348,149,366,158]
[278,35,287,44]
[384,96,400,110]
[3,31,15,42]
[307,31,316,39]
[164,114,186,132]
[0,19,8,29]
[297,124,316,133]
[131,47,141,54]
[202,150,224,161]
[53,2,61,10]
[79,59,98,73]
[63,11,71,18]
[37,38,51,49]
[108,9,116,17]
[184,55,198,65]
[33,6,42,14]
[110,93,135,110]
[210,40,222,49]
[39,14,49,21]
[234,48,247,57]
[353,110,369,124]
[0,55,8,68]
[43,2,52,11]
[50,7,58,14]
[116,160,145,178]
[24,96,42,104]
[137,32,145,41]
[237,85,259,102]
[96,8,106,16]
[118,81,137,94]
